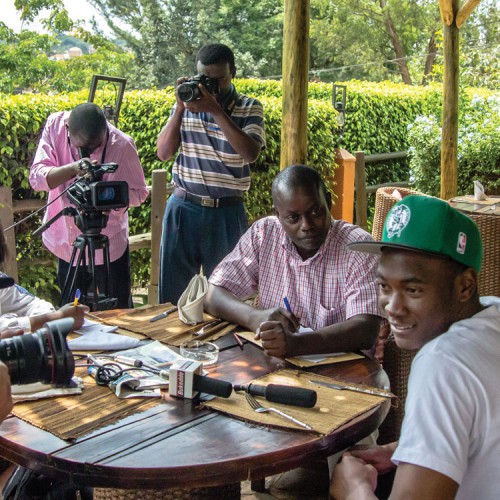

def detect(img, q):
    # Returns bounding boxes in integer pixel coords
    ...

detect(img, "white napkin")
[474,180,487,200]
[177,272,208,325]
[69,332,142,350]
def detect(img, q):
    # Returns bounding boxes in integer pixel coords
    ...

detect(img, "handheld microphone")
[169,359,232,399]
[233,383,317,408]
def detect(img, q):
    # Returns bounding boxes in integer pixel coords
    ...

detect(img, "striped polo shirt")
[171,90,266,198]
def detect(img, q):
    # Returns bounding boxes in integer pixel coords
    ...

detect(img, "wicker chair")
[371,186,426,241]
[469,212,500,297]
[371,187,424,445]
[93,484,240,500]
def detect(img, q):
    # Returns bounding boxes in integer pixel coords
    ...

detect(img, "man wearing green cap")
[331,195,500,500]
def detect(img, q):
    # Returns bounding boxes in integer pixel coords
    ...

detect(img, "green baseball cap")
[349,195,483,272]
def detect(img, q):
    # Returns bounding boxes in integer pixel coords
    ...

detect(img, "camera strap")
[67,127,110,164]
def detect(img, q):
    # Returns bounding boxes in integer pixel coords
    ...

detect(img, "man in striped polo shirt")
[157,43,266,304]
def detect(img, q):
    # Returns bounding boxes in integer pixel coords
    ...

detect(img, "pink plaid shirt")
[209,217,381,331]
[29,112,149,264]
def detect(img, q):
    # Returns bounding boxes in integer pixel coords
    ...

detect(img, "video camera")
[67,160,129,212]
[177,74,219,102]
[0,318,75,386]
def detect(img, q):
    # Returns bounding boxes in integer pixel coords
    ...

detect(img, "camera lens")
[97,187,116,202]
[0,318,75,386]
[177,82,201,102]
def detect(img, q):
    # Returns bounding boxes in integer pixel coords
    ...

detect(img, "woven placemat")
[11,375,161,440]
[235,331,364,366]
[205,369,386,435]
[98,305,237,346]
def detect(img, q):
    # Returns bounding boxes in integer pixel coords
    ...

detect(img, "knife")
[309,379,395,399]
[149,306,178,322]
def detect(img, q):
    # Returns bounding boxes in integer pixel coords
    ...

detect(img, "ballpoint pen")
[73,289,81,307]
[283,296,292,313]
[233,333,244,350]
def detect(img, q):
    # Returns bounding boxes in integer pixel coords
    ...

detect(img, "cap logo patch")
[457,232,467,254]
[386,204,411,239]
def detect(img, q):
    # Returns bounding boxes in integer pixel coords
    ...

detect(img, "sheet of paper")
[293,352,348,363]
[12,377,84,402]
[68,331,142,351]
[75,319,119,335]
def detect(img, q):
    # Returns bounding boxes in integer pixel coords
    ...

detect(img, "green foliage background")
[1,78,497,302]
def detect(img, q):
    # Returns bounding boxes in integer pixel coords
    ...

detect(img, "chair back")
[371,186,425,240]
[372,187,424,444]
[469,212,500,297]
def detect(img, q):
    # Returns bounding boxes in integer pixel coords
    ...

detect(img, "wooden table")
[0,332,389,491]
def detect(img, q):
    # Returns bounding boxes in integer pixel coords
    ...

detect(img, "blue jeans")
[158,194,247,304]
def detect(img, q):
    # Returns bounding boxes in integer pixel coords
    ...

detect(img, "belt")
[173,187,243,208]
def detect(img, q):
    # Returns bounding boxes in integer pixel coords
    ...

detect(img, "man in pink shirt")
[205,164,382,358]
[30,103,149,309]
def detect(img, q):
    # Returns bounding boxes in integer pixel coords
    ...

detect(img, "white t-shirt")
[0,274,55,332]
[392,296,500,499]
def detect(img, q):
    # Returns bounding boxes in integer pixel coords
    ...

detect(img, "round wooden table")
[0,336,389,491]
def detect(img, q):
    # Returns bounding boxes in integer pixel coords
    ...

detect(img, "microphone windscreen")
[252,384,317,408]
[193,374,232,398]
[0,277,15,289]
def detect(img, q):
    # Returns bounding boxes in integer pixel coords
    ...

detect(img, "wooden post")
[280,0,310,169]
[354,151,368,230]
[0,187,19,282]
[440,0,460,200]
[329,149,355,223]
[148,169,168,306]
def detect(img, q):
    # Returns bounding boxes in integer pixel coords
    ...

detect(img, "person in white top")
[0,223,88,334]
[331,195,500,500]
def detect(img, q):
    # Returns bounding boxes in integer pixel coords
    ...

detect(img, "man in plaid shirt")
[205,165,382,358]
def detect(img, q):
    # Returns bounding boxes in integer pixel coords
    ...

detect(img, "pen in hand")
[283,296,300,332]
[73,289,81,307]
[283,296,292,313]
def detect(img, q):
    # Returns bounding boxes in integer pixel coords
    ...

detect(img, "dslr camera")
[67,161,129,211]
[0,318,75,386]
[177,74,220,102]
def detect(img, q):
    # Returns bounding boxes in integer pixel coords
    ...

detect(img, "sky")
[1,0,109,33]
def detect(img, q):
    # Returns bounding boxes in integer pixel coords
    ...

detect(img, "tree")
[87,0,283,88]
[0,4,135,93]
[309,0,441,85]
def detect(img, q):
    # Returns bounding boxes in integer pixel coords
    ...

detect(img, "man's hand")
[183,84,223,116]
[254,308,300,358]
[330,452,378,500]
[348,443,397,475]
[0,328,24,339]
[0,362,13,423]
[55,303,89,330]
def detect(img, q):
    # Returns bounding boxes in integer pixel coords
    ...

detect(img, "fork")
[244,393,313,430]
[193,319,223,337]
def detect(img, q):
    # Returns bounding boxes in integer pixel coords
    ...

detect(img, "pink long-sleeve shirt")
[30,112,149,264]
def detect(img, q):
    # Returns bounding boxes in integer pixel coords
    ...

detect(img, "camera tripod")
[35,206,118,312]
[59,210,118,312]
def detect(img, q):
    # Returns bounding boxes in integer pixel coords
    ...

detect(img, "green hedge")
[2,78,495,302]
[408,92,500,196]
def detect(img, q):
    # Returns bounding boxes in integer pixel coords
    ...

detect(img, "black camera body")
[0,318,75,386]
[177,74,220,102]
[67,161,129,211]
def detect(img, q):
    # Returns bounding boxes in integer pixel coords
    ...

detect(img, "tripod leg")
[87,239,99,312]
[59,238,87,307]
[102,238,112,299]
